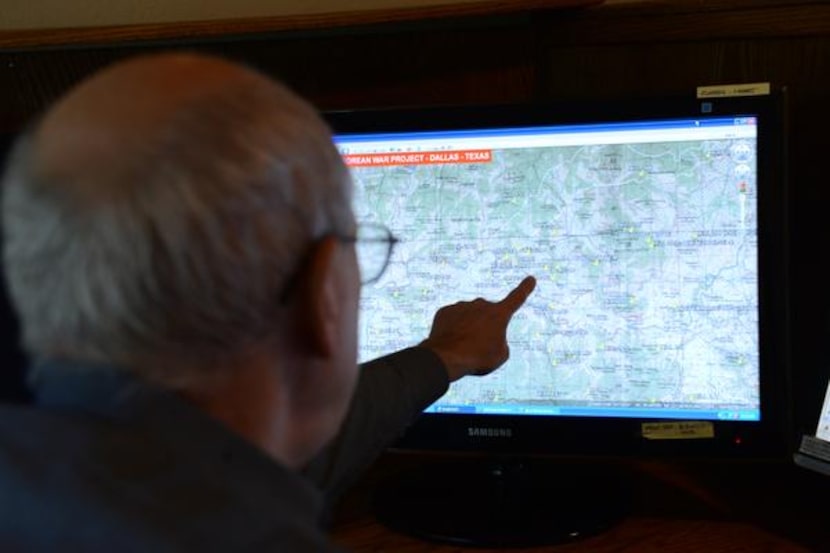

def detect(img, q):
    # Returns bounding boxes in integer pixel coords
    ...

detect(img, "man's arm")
[302,276,537,499]
[301,346,448,500]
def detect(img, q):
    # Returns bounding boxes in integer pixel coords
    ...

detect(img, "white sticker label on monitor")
[642,421,715,440]
[697,83,771,98]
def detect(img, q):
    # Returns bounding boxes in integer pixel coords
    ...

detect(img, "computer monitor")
[326,87,791,547]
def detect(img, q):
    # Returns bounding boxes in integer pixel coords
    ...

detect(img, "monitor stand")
[372,456,630,548]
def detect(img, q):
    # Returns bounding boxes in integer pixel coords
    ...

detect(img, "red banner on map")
[343,149,492,167]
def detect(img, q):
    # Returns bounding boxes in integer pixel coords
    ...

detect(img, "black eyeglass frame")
[278,222,399,304]
[338,222,399,286]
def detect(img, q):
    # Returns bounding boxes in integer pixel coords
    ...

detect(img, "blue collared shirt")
[0,360,338,552]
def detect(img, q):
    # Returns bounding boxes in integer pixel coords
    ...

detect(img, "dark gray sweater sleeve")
[301,346,449,500]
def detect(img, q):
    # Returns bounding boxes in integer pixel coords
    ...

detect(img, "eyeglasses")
[279,222,398,303]
[339,222,399,285]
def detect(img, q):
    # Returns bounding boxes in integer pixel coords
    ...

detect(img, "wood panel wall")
[1,0,829,439]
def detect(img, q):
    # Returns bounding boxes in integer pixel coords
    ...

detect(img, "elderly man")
[0,52,535,550]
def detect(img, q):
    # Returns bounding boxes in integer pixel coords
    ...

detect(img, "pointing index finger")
[498,275,537,314]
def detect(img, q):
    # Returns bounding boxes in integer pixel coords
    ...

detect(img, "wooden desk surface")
[329,452,827,552]
[333,517,811,552]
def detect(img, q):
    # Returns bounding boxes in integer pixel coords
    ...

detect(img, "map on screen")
[336,117,761,421]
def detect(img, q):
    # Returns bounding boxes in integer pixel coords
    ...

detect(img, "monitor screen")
[345,114,761,420]
[326,91,790,461]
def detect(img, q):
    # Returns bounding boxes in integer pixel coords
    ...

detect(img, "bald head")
[38,53,263,145]
[2,52,355,386]
[34,53,327,202]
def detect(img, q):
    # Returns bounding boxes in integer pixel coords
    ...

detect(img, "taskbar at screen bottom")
[425,404,761,421]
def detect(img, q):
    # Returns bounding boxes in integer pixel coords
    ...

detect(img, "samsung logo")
[467,427,513,438]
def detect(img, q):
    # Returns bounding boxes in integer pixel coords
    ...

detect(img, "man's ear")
[292,236,340,358]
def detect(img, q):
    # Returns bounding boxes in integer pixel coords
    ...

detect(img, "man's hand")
[420,276,537,382]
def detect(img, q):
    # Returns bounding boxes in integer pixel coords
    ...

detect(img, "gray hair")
[1,67,354,388]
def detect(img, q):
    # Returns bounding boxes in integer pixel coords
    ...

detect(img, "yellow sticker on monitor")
[697,82,770,98]
[641,421,715,440]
